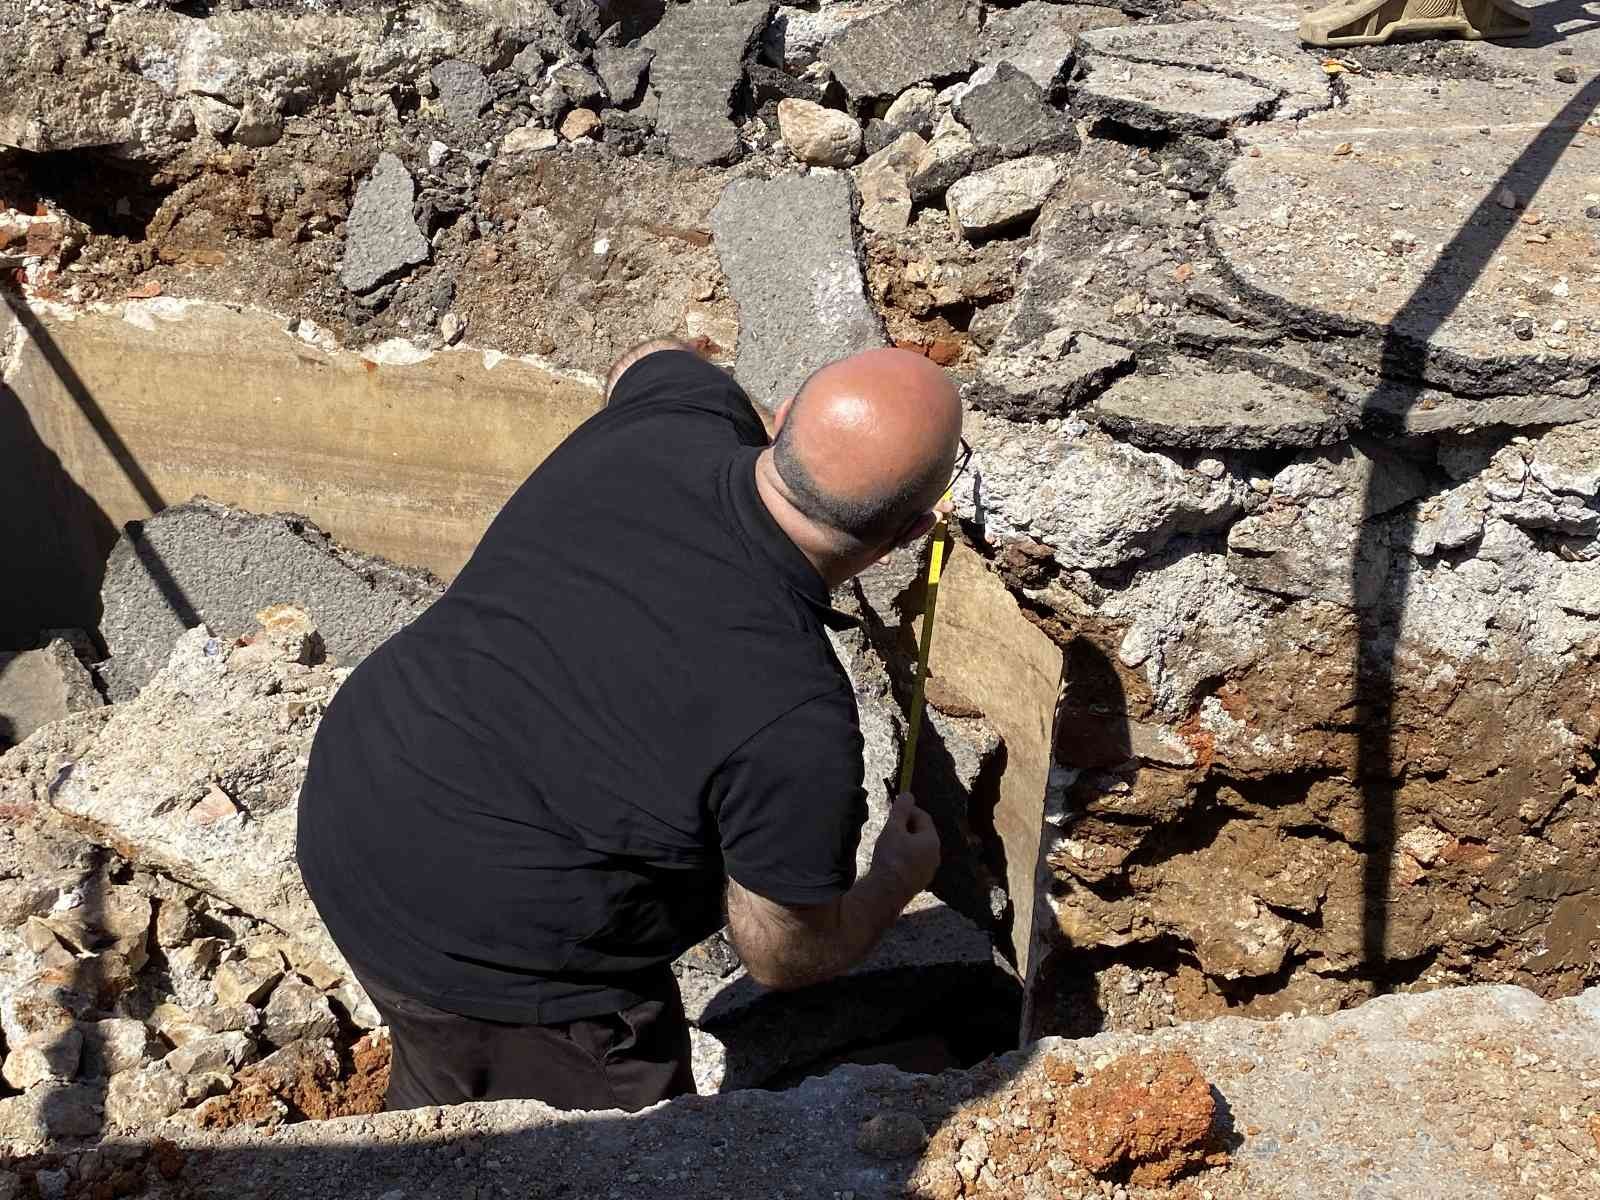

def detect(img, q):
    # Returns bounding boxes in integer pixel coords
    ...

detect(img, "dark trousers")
[353,969,697,1113]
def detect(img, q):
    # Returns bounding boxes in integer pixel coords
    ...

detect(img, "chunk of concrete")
[339,152,430,294]
[711,173,885,408]
[966,332,1135,421]
[908,116,976,202]
[1086,366,1355,449]
[961,412,1247,573]
[1073,59,1277,136]
[42,625,356,983]
[593,43,654,107]
[430,60,490,126]
[261,975,339,1048]
[821,0,983,102]
[883,85,936,138]
[0,641,101,749]
[945,155,1062,240]
[777,99,862,167]
[642,0,771,165]
[1078,20,1333,121]
[954,64,1079,159]
[980,0,1106,96]
[855,132,925,234]
[97,497,439,702]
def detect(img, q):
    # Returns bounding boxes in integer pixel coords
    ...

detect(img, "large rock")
[339,152,431,294]
[711,172,885,408]
[945,155,1063,240]
[44,622,354,978]
[138,985,1600,1200]
[776,98,862,167]
[960,412,1247,573]
[820,0,982,103]
[854,132,925,234]
[97,497,439,702]
[0,641,101,750]
[642,0,771,165]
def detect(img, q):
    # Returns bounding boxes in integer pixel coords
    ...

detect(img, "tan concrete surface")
[4,299,602,626]
[926,542,1065,988]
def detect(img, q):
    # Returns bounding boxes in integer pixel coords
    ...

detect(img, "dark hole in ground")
[762,961,1024,1089]
[1,149,172,241]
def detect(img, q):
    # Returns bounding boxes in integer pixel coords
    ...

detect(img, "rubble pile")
[0,608,390,1148]
[2,0,1598,1182]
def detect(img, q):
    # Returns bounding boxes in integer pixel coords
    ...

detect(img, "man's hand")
[869,794,941,896]
[725,793,941,992]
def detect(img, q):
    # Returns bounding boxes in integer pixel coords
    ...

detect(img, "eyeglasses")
[947,436,973,496]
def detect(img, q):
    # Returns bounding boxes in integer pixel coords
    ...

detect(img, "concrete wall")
[2,298,602,632]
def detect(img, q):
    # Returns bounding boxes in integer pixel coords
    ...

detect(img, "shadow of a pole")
[1354,77,1600,987]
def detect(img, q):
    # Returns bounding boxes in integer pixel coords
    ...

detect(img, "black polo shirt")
[296,351,868,1024]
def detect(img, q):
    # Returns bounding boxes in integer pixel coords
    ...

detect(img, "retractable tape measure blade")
[897,502,952,795]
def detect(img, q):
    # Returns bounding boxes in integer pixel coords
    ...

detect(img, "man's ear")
[770,395,795,435]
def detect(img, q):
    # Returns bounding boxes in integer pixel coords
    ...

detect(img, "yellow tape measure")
[897,499,953,795]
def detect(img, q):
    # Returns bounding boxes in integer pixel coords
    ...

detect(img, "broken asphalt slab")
[1086,363,1356,449]
[97,498,440,701]
[122,984,1600,1199]
[1072,58,1280,137]
[820,0,983,104]
[642,0,772,165]
[1211,72,1600,400]
[711,171,884,407]
[1076,20,1335,122]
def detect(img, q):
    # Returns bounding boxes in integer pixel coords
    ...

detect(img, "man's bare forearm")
[726,865,921,991]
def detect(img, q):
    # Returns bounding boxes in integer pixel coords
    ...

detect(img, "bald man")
[297,340,963,1113]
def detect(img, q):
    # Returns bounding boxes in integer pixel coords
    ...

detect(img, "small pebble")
[1553,66,1578,84]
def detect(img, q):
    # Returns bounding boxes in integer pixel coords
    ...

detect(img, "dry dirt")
[905,1049,1228,1198]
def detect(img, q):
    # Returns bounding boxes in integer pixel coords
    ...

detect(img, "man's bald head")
[771,348,962,546]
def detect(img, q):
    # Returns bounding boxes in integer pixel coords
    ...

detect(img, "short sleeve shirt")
[296,351,868,1023]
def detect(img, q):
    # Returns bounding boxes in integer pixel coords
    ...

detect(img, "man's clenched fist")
[869,793,942,897]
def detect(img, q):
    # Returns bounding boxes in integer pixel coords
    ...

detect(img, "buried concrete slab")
[1210,73,1600,399]
[922,545,1064,1002]
[711,172,885,408]
[39,624,352,977]
[2,300,601,632]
